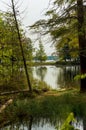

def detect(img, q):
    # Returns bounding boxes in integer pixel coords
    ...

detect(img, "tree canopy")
[30,0,86,92]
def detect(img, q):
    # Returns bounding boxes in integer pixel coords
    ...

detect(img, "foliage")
[60,43,71,61]
[29,0,80,61]
[56,113,77,130]
[0,11,33,92]
[35,41,47,62]
[22,37,34,61]
[74,73,86,80]
[30,0,86,91]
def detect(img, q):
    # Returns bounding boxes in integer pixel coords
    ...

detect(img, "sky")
[0,0,55,55]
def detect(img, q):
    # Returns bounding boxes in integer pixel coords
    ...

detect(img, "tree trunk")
[11,0,32,92]
[77,0,86,92]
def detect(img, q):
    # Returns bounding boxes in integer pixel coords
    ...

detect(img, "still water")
[2,118,83,130]
[1,65,83,130]
[32,65,80,89]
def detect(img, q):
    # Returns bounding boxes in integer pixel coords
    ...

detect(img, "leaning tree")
[11,0,32,92]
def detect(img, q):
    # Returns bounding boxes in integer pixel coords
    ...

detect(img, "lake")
[32,65,80,89]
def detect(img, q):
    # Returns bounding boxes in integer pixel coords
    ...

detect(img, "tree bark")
[11,0,32,92]
[77,0,86,92]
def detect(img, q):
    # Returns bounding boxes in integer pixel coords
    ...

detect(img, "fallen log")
[0,99,13,113]
[0,89,29,96]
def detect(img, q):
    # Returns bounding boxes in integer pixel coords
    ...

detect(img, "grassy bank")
[27,61,56,66]
[0,89,86,128]
[56,61,80,66]
[27,61,80,66]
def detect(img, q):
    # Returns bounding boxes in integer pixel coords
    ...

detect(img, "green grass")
[1,89,86,126]
[27,61,55,66]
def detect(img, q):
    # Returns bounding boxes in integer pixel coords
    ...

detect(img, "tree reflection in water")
[57,66,80,89]
[33,65,80,89]
[35,66,47,81]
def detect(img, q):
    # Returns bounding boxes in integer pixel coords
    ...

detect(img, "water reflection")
[32,65,80,89]
[2,117,84,130]
[58,66,80,89]
[35,66,47,81]
[2,118,56,130]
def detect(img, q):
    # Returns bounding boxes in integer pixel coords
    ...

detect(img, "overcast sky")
[0,0,55,55]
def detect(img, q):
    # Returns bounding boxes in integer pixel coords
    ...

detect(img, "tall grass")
[1,90,86,126]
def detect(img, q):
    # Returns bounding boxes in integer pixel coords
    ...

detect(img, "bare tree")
[11,0,32,92]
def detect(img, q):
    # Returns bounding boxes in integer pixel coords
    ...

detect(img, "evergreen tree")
[35,40,47,62]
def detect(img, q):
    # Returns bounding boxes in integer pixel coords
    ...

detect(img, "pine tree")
[36,40,47,62]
